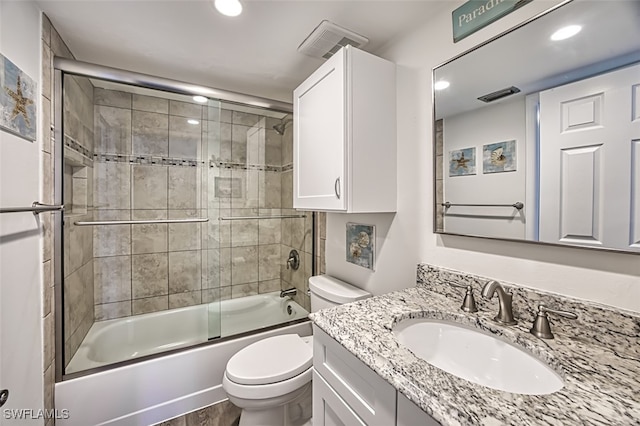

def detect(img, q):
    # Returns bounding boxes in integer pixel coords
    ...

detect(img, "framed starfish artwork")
[448,147,476,176]
[0,53,37,142]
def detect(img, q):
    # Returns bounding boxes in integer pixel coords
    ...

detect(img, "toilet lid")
[226,334,313,385]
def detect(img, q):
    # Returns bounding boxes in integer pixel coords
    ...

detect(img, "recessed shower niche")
[63,160,89,216]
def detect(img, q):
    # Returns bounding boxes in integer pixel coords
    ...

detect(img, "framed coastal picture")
[449,147,476,176]
[483,140,516,173]
[0,54,37,142]
[346,222,375,270]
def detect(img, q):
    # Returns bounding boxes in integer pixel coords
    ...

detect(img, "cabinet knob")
[334,177,341,199]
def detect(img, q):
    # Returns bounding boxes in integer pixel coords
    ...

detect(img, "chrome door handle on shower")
[334,177,341,199]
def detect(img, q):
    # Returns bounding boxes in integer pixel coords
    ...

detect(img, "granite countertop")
[310,285,640,425]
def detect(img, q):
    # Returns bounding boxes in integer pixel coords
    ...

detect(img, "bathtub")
[66,292,308,373]
[56,292,311,426]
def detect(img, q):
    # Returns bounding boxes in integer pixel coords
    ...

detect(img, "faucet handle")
[448,282,478,313]
[530,304,578,339]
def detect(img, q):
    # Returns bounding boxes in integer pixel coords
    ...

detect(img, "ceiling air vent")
[298,20,369,59]
[478,86,521,103]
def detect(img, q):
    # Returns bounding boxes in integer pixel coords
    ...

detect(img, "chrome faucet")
[481,280,517,325]
[280,288,297,298]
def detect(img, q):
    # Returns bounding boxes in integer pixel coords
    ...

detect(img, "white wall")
[0,0,44,423]
[443,97,526,239]
[326,0,640,313]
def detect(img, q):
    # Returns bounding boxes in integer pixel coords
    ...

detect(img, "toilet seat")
[223,367,312,401]
[226,334,312,385]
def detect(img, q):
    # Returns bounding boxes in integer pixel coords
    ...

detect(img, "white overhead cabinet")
[293,45,397,212]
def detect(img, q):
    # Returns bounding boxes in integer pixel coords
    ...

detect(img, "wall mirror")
[433,0,640,253]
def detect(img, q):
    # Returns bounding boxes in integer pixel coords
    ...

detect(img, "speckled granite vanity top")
[310,265,640,425]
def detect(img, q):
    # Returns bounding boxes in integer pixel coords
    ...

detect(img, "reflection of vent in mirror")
[478,86,521,103]
[298,20,368,59]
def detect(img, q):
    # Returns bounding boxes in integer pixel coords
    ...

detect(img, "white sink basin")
[393,319,563,395]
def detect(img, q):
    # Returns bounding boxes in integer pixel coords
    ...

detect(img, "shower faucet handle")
[448,282,478,313]
[286,249,300,270]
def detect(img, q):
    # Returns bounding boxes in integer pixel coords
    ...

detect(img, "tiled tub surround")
[91,87,313,321]
[310,264,640,425]
[91,87,212,321]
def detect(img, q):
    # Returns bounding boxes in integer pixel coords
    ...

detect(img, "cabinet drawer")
[313,326,396,425]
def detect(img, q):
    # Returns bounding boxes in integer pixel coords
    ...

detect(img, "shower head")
[273,119,293,135]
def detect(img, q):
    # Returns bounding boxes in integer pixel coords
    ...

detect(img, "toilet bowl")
[222,275,371,426]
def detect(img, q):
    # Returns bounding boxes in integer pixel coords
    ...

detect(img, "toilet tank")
[309,275,371,312]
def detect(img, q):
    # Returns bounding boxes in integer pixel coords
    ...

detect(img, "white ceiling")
[36,0,450,104]
[435,0,640,119]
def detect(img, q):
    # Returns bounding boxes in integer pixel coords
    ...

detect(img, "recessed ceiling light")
[214,0,242,17]
[188,119,200,125]
[193,95,208,103]
[550,25,582,41]
[434,80,450,91]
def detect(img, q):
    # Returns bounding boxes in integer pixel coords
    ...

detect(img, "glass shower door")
[204,98,222,340]
[61,73,222,374]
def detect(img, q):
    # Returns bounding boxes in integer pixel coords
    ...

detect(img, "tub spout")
[280,288,297,298]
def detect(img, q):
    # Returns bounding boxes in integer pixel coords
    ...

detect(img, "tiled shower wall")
[62,74,95,367]
[92,87,314,320]
[91,88,212,320]
[41,13,87,422]
[279,122,313,311]
[206,106,314,311]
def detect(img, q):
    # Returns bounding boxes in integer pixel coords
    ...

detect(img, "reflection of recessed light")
[188,119,199,125]
[551,25,581,41]
[434,80,450,91]
[214,0,242,17]
[193,95,208,103]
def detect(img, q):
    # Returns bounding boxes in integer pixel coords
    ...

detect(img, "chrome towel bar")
[0,202,64,215]
[219,214,307,220]
[442,201,524,210]
[74,218,209,226]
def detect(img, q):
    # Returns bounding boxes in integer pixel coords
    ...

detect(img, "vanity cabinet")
[293,45,396,212]
[313,325,439,425]
[313,326,396,425]
[397,393,440,426]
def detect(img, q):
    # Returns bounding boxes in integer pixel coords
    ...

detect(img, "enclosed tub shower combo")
[52,58,316,425]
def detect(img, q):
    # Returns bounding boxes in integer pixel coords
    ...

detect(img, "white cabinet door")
[293,50,346,211]
[293,46,396,213]
[313,371,366,426]
[313,326,397,425]
[539,63,640,251]
[397,393,440,426]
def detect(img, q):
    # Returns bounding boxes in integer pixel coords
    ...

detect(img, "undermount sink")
[393,318,563,395]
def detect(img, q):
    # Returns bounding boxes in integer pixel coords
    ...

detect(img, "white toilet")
[222,275,371,426]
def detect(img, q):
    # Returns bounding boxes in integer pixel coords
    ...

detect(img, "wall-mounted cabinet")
[293,46,396,212]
